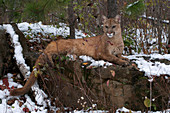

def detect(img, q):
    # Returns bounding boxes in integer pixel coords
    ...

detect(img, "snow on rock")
[150,54,170,60]
[125,54,170,77]
[79,55,112,68]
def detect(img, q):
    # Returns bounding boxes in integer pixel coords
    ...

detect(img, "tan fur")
[10,15,129,96]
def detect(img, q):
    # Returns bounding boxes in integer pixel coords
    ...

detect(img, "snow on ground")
[80,54,170,78]
[0,73,47,113]
[0,22,169,113]
[17,22,89,39]
[125,54,170,77]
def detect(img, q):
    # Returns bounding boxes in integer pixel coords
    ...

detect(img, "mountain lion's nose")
[107,33,113,38]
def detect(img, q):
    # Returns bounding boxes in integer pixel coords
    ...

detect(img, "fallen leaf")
[86,66,93,69]
[19,101,24,107]
[7,98,17,105]
[107,80,109,87]
[23,107,29,112]
[7,87,11,91]
[3,77,9,87]
[83,62,88,65]
[83,33,88,35]
[144,98,151,108]
[110,70,115,77]
[11,86,15,89]
[0,85,6,90]
[34,109,38,112]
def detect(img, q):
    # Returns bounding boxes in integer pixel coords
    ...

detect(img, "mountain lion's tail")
[10,41,64,96]
[10,53,45,96]
[10,72,37,96]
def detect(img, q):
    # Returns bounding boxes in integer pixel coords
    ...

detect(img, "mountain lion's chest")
[106,41,124,55]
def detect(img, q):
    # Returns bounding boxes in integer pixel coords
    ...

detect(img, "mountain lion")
[10,15,129,96]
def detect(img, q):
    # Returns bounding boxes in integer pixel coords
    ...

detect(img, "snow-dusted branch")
[142,15,169,25]
[3,24,31,79]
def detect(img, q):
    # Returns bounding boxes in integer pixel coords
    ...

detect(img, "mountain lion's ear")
[102,15,107,23]
[115,15,121,23]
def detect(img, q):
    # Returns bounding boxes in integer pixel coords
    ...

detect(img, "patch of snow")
[79,55,112,68]
[32,84,48,105]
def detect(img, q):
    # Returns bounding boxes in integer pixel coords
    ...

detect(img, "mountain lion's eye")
[105,26,108,28]
[112,26,116,28]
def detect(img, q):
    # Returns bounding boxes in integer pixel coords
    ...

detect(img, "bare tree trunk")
[168,19,170,54]
[68,0,76,39]
[158,24,162,54]
[0,7,3,24]
[11,23,28,54]
[107,0,117,18]
[156,1,162,54]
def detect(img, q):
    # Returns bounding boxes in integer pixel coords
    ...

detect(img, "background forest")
[0,0,169,55]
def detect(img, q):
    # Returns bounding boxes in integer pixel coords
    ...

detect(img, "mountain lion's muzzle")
[107,32,115,38]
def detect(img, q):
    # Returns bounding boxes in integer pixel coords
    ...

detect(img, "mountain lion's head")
[102,15,121,38]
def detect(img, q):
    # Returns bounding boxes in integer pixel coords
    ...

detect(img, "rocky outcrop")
[36,57,169,111]
[0,28,16,77]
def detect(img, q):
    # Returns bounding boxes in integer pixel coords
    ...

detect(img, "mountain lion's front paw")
[123,57,130,62]
[120,60,129,66]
